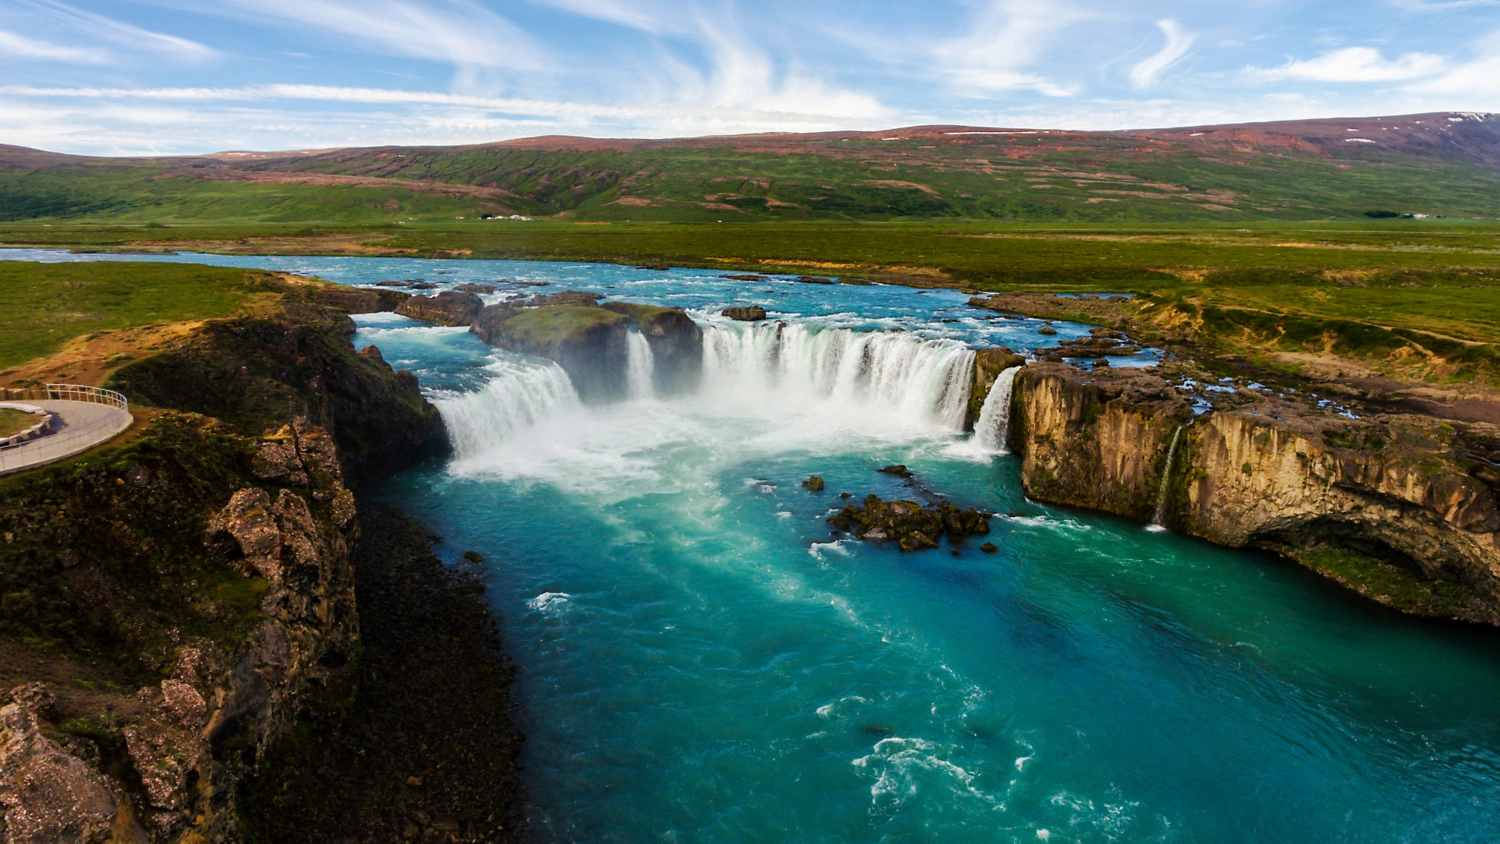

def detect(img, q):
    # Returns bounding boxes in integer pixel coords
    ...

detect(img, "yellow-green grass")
[0,261,265,370]
[0,408,37,437]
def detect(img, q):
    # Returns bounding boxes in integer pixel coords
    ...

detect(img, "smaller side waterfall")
[1148,425,1186,532]
[972,366,1023,454]
[626,331,656,400]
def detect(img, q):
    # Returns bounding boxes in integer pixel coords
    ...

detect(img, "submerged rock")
[878,464,914,478]
[829,495,991,552]
[721,306,768,322]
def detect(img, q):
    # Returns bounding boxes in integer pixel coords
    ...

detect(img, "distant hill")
[2,112,1498,224]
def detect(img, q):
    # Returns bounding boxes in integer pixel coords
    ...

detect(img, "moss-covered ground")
[0,260,269,370]
[1297,545,1486,621]
[496,303,628,347]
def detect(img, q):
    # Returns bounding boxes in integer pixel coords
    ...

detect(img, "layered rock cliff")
[1010,363,1500,623]
[0,288,450,841]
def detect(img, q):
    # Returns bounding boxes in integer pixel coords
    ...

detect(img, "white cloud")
[0,29,108,63]
[14,0,215,60]
[1251,46,1448,82]
[1130,19,1194,88]
[217,0,543,71]
[1402,54,1500,96]
[937,0,1080,96]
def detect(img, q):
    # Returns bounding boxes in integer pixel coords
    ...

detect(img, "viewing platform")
[0,385,133,476]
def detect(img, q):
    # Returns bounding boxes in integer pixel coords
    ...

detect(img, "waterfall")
[432,356,581,460]
[626,331,655,400]
[701,322,976,431]
[972,366,1023,453]
[1148,425,1186,532]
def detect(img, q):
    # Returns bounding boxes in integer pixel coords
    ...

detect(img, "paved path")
[0,399,133,476]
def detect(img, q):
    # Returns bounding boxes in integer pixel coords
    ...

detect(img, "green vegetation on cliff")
[0,261,267,369]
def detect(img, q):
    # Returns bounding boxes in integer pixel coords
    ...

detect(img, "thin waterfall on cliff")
[700,322,976,430]
[972,366,1023,453]
[1148,425,1187,532]
[626,331,655,400]
[433,357,581,460]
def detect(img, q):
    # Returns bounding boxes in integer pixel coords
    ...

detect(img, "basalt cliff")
[0,284,456,842]
[1006,362,1500,623]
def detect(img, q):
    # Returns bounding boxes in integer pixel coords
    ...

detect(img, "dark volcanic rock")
[107,296,449,484]
[878,464,914,478]
[829,495,991,553]
[803,475,826,492]
[454,282,498,294]
[722,306,769,322]
[471,303,631,403]
[240,506,526,843]
[395,291,485,327]
[602,302,705,395]
[308,285,408,314]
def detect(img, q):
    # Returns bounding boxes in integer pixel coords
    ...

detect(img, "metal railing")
[0,385,133,476]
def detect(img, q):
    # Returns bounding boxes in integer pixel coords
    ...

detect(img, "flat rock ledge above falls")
[465,295,704,403]
[1008,362,1500,623]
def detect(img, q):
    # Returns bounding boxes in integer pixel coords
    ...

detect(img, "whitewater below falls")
[9,250,1500,842]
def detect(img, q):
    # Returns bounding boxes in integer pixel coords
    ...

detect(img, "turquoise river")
[7,249,1500,842]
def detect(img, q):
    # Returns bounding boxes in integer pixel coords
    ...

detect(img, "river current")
[8,250,1500,841]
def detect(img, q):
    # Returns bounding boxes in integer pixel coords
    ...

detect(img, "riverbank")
[0,265,527,842]
[241,504,526,843]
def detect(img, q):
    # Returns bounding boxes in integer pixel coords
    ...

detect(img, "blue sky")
[1,0,1498,154]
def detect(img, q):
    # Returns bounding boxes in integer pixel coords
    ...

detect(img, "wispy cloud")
[216,0,543,72]
[1250,46,1448,82]
[938,0,1080,96]
[0,29,108,63]
[1130,19,1194,88]
[13,0,215,60]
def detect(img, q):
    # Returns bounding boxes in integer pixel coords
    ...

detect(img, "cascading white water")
[701,322,976,431]
[972,366,1023,454]
[626,331,655,400]
[1148,425,1186,532]
[432,357,581,460]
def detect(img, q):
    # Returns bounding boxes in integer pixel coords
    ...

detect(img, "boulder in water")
[981,542,998,553]
[1038,326,1059,336]
[878,464,913,478]
[454,282,498,294]
[803,476,826,492]
[828,494,992,552]
[721,306,768,322]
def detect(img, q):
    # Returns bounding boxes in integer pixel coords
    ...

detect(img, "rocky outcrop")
[721,306,767,322]
[0,685,116,844]
[829,495,992,552]
[602,303,704,395]
[1010,363,1500,622]
[0,283,451,841]
[471,299,704,402]
[395,291,485,327]
[107,296,448,483]
[966,347,1025,430]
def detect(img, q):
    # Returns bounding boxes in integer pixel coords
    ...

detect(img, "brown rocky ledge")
[1008,362,1500,623]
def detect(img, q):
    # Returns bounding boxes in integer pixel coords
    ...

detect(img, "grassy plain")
[0,261,266,370]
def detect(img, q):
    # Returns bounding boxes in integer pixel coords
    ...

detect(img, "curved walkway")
[0,392,133,477]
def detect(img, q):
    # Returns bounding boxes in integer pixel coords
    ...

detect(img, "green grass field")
[0,408,36,437]
[0,261,265,369]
